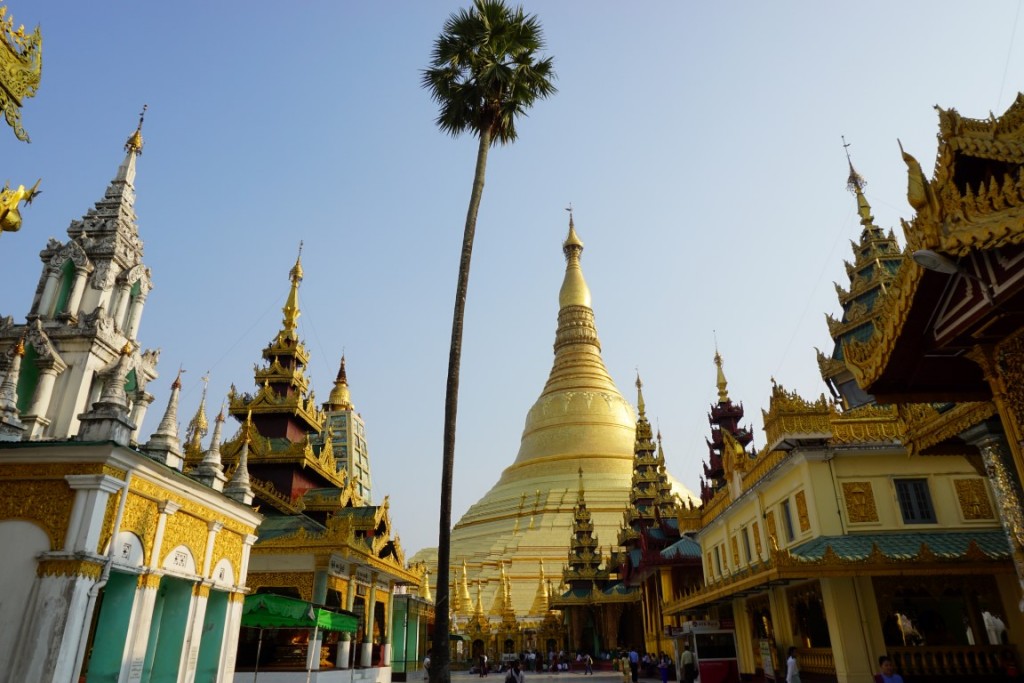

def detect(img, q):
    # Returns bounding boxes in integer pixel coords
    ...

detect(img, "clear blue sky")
[3,1,1023,555]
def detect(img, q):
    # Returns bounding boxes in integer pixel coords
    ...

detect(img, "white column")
[217,593,246,682]
[7,567,100,683]
[383,581,396,666]
[179,584,208,683]
[22,363,61,438]
[129,391,155,443]
[64,266,89,319]
[361,574,377,667]
[124,574,162,683]
[36,268,60,317]
[63,474,124,553]
[112,283,131,332]
[125,292,148,340]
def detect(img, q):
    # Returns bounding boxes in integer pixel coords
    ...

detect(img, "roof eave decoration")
[0,4,41,142]
[760,381,835,452]
[843,97,1024,390]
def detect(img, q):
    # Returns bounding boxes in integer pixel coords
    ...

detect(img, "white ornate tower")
[0,110,159,441]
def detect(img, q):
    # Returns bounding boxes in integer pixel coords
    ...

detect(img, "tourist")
[423,651,431,681]
[620,652,631,683]
[506,659,525,683]
[628,647,639,683]
[786,647,801,683]
[874,655,903,683]
[584,653,593,675]
[657,654,669,683]
[680,645,695,683]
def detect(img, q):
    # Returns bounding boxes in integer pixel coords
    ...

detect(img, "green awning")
[242,594,358,632]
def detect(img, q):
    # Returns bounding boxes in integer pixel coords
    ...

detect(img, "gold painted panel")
[0,479,73,549]
[752,521,762,556]
[795,491,810,533]
[841,482,878,523]
[120,493,159,565]
[955,479,995,520]
[37,558,103,580]
[0,462,106,480]
[247,571,314,601]
[129,477,254,536]
[98,493,119,556]
[212,529,243,583]
[730,536,740,566]
[138,573,162,589]
[159,512,209,574]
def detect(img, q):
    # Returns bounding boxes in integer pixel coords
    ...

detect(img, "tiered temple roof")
[702,352,754,503]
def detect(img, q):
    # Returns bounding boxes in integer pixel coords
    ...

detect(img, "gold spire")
[185,373,210,453]
[714,350,729,403]
[636,373,646,417]
[559,210,591,308]
[125,104,147,155]
[326,355,353,410]
[282,242,303,333]
[842,136,880,235]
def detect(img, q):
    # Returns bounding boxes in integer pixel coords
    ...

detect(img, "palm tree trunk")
[432,127,492,683]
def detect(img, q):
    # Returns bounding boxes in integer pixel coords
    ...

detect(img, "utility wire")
[997,0,1022,112]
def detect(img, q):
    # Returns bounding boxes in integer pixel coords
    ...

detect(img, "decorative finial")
[714,347,729,403]
[281,246,304,333]
[125,104,147,155]
[172,365,184,390]
[843,135,866,195]
[635,372,646,416]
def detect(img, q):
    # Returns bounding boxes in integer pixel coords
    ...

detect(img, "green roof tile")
[790,530,1008,561]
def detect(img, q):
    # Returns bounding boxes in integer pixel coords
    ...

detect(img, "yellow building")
[665,158,1022,682]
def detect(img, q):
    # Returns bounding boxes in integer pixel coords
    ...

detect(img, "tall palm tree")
[422,2,555,681]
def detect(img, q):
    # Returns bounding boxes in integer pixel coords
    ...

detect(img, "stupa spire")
[225,410,254,505]
[325,355,353,410]
[714,350,730,403]
[559,209,591,309]
[843,136,882,238]
[145,368,185,468]
[115,104,146,187]
[185,373,210,455]
[193,404,227,491]
[282,242,303,334]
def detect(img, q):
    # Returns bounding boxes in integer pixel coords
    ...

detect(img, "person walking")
[680,645,695,683]
[619,652,631,683]
[628,647,639,683]
[657,654,669,683]
[584,653,593,675]
[786,647,801,683]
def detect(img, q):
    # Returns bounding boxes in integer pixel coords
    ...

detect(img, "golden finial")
[13,336,25,356]
[282,243,303,332]
[242,409,253,445]
[714,345,729,404]
[563,206,583,253]
[172,365,184,389]
[125,104,147,155]
[842,135,866,194]
[635,372,646,416]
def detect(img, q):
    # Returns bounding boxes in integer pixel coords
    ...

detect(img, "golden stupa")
[418,216,697,619]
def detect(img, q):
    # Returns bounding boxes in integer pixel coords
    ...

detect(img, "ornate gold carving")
[752,521,762,556]
[0,5,41,142]
[0,479,73,549]
[194,583,210,598]
[247,571,315,601]
[730,536,740,566]
[138,572,162,589]
[228,590,246,603]
[37,557,103,580]
[159,511,209,574]
[129,477,254,536]
[841,482,878,523]
[120,493,159,566]
[761,383,834,452]
[955,479,995,520]
[899,401,996,456]
[830,403,904,445]
[212,529,243,583]
[795,491,810,532]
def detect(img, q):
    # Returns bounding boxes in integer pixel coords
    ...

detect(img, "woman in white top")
[786,647,801,683]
